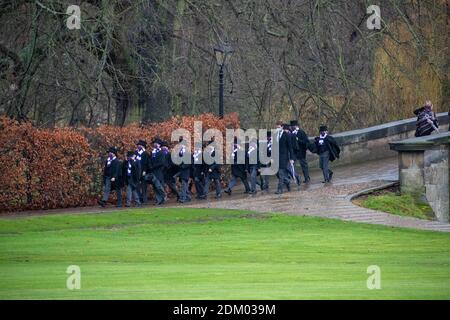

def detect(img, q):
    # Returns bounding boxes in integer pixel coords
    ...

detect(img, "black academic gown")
[149,148,166,182]
[278,131,294,170]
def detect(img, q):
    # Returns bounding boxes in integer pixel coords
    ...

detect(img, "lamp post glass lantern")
[214,43,233,118]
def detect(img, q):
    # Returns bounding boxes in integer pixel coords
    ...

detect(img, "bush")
[0,113,239,211]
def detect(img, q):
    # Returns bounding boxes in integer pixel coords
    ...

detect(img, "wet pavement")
[3,156,450,233]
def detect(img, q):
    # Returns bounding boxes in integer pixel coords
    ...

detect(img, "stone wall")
[424,147,449,223]
[306,112,449,167]
[389,132,450,223]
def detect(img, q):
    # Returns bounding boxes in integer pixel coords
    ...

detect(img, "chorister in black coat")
[103,147,121,183]
[204,143,222,198]
[148,138,167,205]
[275,124,295,194]
[258,130,273,191]
[177,143,191,182]
[177,141,192,203]
[161,142,180,200]
[277,128,295,171]
[230,143,248,179]
[312,125,340,183]
[246,139,260,194]
[99,146,123,207]
[205,153,221,180]
[290,122,310,161]
[135,140,149,178]
[225,139,250,195]
[191,146,206,199]
[149,143,166,183]
[135,139,150,204]
[122,154,140,188]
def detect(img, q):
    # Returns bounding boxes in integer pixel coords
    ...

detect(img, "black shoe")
[329,171,334,181]
[224,189,232,195]
[156,199,165,206]
[98,200,106,208]
[275,190,283,195]
[296,177,301,186]
[303,177,311,183]
[286,184,291,192]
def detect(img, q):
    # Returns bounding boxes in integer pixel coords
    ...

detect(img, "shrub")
[0,113,239,211]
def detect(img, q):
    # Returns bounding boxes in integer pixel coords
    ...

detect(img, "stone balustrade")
[389,132,450,223]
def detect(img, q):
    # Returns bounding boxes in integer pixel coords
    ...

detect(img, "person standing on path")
[135,140,150,204]
[148,138,167,205]
[275,124,295,194]
[313,125,340,183]
[290,120,311,183]
[98,147,122,207]
[225,137,250,196]
[122,151,141,207]
[204,142,222,199]
[246,138,259,195]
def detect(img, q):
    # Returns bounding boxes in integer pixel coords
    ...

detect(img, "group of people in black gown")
[98,120,340,208]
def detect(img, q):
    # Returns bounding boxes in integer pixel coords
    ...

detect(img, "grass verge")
[0,208,449,299]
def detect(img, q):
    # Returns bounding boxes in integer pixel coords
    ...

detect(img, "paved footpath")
[2,157,450,233]
[181,157,450,233]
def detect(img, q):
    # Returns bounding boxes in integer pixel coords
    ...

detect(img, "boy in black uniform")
[148,138,167,205]
[123,151,141,207]
[177,137,192,203]
[204,141,222,199]
[275,124,295,194]
[246,138,259,195]
[290,120,311,183]
[225,137,250,195]
[98,147,122,207]
[313,125,340,183]
[161,141,180,201]
[135,140,149,204]
[288,123,301,187]
[192,144,206,199]
[259,130,273,191]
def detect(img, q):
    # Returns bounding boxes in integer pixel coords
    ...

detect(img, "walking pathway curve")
[2,156,450,233]
[183,157,450,233]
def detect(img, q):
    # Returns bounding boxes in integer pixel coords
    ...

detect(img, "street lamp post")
[214,43,233,119]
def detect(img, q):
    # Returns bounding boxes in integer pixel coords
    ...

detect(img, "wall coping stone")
[326,112,449,145]
[389,132,450,151]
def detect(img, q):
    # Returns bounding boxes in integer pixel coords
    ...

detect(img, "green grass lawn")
[0,208,449,299]
[355,192,435,220]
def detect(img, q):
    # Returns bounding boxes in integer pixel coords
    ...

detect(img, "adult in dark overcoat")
[98,146,122,207]
[122,151,141,207]
[148,138,167,205]
[290,120,311,183]
[275,124,295,194]
[136,139,150,204]
[225,139,250,195]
